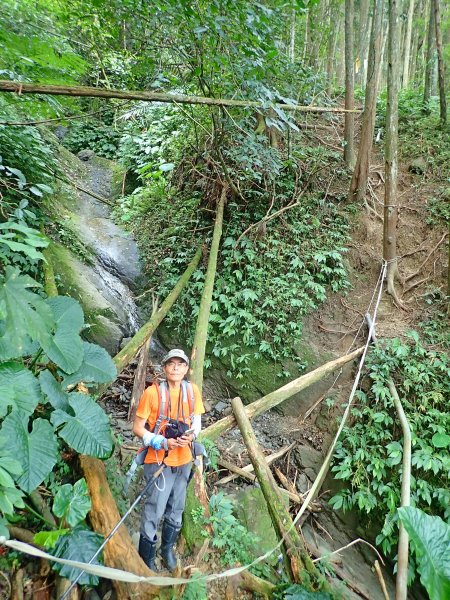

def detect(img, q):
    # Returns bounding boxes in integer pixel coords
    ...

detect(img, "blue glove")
[149,434,167,451]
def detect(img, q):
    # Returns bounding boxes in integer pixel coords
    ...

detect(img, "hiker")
[133,348,205,572]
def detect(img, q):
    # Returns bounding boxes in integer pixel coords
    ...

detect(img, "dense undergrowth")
[102,104,353,379]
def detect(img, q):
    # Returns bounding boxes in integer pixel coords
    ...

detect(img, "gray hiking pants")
[140,461,192,541]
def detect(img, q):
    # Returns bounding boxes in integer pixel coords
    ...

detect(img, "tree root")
[405,232,448,283]
[386,261,407,310]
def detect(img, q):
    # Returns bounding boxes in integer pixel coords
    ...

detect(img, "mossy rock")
[45,241,125,354]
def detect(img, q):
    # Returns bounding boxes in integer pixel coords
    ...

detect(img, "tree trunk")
[433,0,447,124]
[231,397,324,587]
[289,8,296,62]
[344,0,356,168]
[190,184,227,394]
[128,338,151,421]
[384,0,403,304]
[326,6,341,94]
[348,0,384,203]
[200,346,363,442]
[402,0,415,87]
[0,80,359,114]
[357,0,371,87]
[423,0,436,107]
[79,456,159,600]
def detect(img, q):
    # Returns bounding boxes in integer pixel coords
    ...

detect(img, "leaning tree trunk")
[190,184,227,393]
[423,0,436,107]
[348,0,384,202]
[384,0,403,305]
[402,0,415,88]
[201,346,364,441]
[344,0,356,168]
[433,0,447,124]
[231,397,329,590]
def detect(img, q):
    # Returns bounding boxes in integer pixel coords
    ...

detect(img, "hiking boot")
[138,534,158,571]
[161,521,180,572]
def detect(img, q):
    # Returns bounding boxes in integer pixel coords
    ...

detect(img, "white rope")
[1,263,388,589]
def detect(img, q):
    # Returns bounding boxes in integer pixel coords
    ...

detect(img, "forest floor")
[99,114,447,599]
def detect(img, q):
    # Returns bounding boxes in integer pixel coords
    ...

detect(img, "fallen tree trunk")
[0,80,361,113]
[231,397,323,587]
[217,457,305,504]
[200,346,363,441]
[79,456,159,600]
[96,246,202,397]
[217,442,296,485]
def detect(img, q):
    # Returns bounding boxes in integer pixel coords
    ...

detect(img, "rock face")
[46,146,142,355]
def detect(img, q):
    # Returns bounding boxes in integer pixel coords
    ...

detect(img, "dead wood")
[226,569,275,599]
[29,490,57,528]
[404,231,448,283]
[55,577,80,600]
[79,455,159,600]
[231,397,326,588]
[10,568,24,600]
[200,347,364,442]
[216,442,296,485]
[0,80,361,113]
[374,560,392,600]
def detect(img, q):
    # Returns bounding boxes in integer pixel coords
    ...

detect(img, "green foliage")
[198,492,273,580]
[52,525,103,586]
[52,478,91,527]
[0,267,116,534]
[274,585,333,599]
[125,171,349,378]
[398,507,450,600]
[181,572,208,600]
[63,121,121,159]
[330,333,450,569]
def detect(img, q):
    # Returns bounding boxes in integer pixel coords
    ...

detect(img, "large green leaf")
[0,363,42,417]
[52,526,103,586]
[62,342,117,387]
[51,393,113,458]
[398,507,450,600]
[34,528,70,549]
[53,478,91,527]
[40,297,84,374]
[0,413,59,493]
[39,370,70,411]
[0,267,54,359]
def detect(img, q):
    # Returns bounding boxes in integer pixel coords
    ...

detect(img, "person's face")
[163,358,189,384]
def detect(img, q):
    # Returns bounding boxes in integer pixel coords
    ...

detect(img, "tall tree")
[423,0,436,107]
[357,0,371,87]
[402,0,415,87]
[433,0,447,124]
[348,0,384,203]
[344,0,356,168]
[384,0,403,307]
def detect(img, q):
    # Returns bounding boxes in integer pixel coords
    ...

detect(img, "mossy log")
[231,396,319,585]
[200,346,364,441]
[79,456,159,600]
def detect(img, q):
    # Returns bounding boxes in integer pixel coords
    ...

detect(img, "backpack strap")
[179,380,195,421]
[153,381,168,434]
